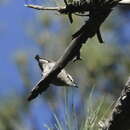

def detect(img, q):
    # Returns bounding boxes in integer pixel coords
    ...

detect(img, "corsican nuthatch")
[28,54,78,101]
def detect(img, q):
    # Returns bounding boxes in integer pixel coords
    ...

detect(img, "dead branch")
[25,4,65,11]
[27,33,87,101]
[99,77,130,130]
[25,1,127,12]
[27,0,122,101]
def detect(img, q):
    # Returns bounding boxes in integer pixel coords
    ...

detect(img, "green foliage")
[43,88,113,130]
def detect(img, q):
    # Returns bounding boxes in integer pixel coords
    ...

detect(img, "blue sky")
[0,0,39,95]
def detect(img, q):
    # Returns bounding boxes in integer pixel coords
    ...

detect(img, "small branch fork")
[99,77,130,130]
[27,0,122,101]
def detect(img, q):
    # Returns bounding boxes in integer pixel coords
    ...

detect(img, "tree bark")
[101,77,130,130]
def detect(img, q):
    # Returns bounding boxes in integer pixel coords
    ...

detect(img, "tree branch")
[25,1,127,12]
[27,33,88,101]
[25,4,65,11]
[100,77,130,130]
[27,0,122,101]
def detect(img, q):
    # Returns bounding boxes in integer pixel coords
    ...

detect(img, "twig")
[27,11,111,101]
[99,77,130,130]
[25,4,65,11]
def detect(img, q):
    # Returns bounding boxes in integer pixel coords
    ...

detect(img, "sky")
[0,0,39,95]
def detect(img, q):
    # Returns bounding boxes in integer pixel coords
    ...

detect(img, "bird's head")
[35,54,49,64]
[35,54,40,61]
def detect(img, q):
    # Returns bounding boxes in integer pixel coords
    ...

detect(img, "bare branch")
[25,4,65,11]
[25,0,128,13]
[27,12,111,101]
[27,0,122,101]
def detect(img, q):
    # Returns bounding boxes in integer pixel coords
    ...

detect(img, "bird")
[27,54,78,101]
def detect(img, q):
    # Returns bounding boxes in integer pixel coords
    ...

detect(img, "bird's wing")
[61,69,74,81]
[42,63,55,74]
[57,69,77,87]
[27,78,49,101]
